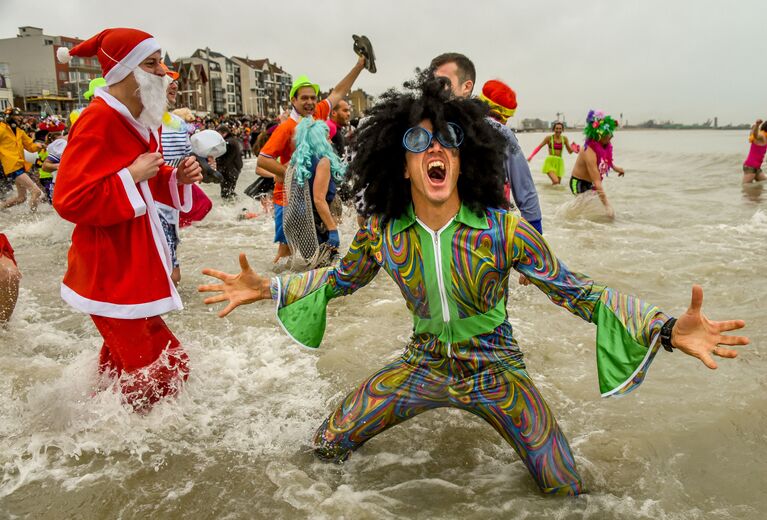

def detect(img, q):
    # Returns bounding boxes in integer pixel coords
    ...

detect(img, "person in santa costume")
[53,28,202,412]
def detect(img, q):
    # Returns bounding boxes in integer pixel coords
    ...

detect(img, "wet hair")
[290,117,346,186]
[760,121,767,133]
[349,73,509,220]
[429,53,476,85]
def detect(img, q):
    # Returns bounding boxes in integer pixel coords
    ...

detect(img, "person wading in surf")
[199,76,748,495]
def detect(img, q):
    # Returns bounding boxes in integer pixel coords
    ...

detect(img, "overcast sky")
[1,0,763,124]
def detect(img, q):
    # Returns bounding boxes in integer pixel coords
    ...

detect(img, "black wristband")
[660,318,677,352]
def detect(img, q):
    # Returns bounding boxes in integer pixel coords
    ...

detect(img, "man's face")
[292,86,317,117]
[433,62,473,99]
[404,119,461,209]
[138,52,165,77]
[121,51,165,101]
[331,100,351,126]
[166,81,178,105]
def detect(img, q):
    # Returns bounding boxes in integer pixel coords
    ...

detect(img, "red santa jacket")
[54,91,192,319]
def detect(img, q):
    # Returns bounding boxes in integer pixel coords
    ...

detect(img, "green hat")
[289,75,320,99]
[83,77,107,100]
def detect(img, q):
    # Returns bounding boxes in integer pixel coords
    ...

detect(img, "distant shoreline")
[514,126,748,133]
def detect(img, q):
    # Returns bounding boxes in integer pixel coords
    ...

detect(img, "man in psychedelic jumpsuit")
[200,77,747,495]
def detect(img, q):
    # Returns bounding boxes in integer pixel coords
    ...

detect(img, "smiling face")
[292,86,318,117]
[404,119,461,211]
[166,80,178,104]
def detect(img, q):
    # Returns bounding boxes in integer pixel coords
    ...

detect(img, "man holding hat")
[53,27,203,412]
[259,46,372,263]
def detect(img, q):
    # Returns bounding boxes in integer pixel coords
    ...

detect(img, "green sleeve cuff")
[593,300,662,397]
[274,277,332,349]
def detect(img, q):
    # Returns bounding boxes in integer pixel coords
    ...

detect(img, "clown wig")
[290,117,347,187]
[350,74,509,219]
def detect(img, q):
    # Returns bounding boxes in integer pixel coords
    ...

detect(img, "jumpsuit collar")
[391,202,490,235]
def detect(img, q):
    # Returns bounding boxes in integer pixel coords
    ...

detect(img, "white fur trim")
[61,283,180,319]
[117,168,147,217]
[57,46,71,64]
[104,37,161,85]
[138,180,184,310]
[168,169,194,212]
[95,89,150,141]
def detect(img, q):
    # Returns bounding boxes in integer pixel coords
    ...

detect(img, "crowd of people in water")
[0,27,752,497]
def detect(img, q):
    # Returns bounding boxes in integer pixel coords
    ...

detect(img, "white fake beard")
[134,68,171,129]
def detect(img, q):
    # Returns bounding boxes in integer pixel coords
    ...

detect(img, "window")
[44,39,53,46]
[59,71,67,80]
[227,85,234,93]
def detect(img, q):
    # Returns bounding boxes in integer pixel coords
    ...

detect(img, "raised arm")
[326,56,366,109]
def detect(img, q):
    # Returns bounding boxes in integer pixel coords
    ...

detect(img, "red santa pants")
[90,315,189,411]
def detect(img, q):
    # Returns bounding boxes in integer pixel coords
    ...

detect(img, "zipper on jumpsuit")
[421,222,453,358]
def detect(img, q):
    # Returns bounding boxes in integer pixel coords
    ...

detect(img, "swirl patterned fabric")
[271,204,669,494]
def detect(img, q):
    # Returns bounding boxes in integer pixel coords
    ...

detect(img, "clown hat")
[57,28,160,85]
[290,75,320,99]
[478,80,517,123]
[83,77,107,100]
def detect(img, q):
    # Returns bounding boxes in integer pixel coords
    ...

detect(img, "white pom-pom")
[57,46,71,64]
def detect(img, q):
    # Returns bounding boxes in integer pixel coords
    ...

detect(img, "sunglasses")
[402,122,464,153]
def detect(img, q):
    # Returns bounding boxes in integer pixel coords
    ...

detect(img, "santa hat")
[478,79,517,123]
[57,28,160,86]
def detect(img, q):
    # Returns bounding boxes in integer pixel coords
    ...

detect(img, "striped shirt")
[158,114,193,225]
[161,114,193,167]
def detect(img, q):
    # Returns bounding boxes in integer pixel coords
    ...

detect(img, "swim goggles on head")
[402,122,464,153]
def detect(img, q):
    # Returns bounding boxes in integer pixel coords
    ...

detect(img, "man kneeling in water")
[569,110,625,219]
[199,77,748,495]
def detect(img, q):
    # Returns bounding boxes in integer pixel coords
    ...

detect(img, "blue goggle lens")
[403,122,464,152]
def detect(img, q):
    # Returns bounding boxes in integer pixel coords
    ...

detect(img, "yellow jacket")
[0,122,41,175]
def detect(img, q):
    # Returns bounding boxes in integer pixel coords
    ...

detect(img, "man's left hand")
[671,285,749,369]
[177,156,203,184]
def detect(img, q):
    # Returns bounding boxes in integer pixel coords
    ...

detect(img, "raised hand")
[670,285,749,369]
[198,253,271,317]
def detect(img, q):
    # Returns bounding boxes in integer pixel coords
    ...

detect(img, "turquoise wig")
[290,117,347,186]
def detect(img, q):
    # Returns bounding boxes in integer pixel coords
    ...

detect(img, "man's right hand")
[199,253,272,317]
[128,152,163,183]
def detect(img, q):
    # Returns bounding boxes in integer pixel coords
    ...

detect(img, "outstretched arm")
[526,137,547,161]
[509,216,748,394]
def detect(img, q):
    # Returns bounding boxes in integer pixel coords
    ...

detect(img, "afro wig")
[349,74,509,220]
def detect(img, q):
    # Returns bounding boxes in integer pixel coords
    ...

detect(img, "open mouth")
[427,160,446,183]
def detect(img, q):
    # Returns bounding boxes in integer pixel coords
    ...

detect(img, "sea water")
[1,129,765,519]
